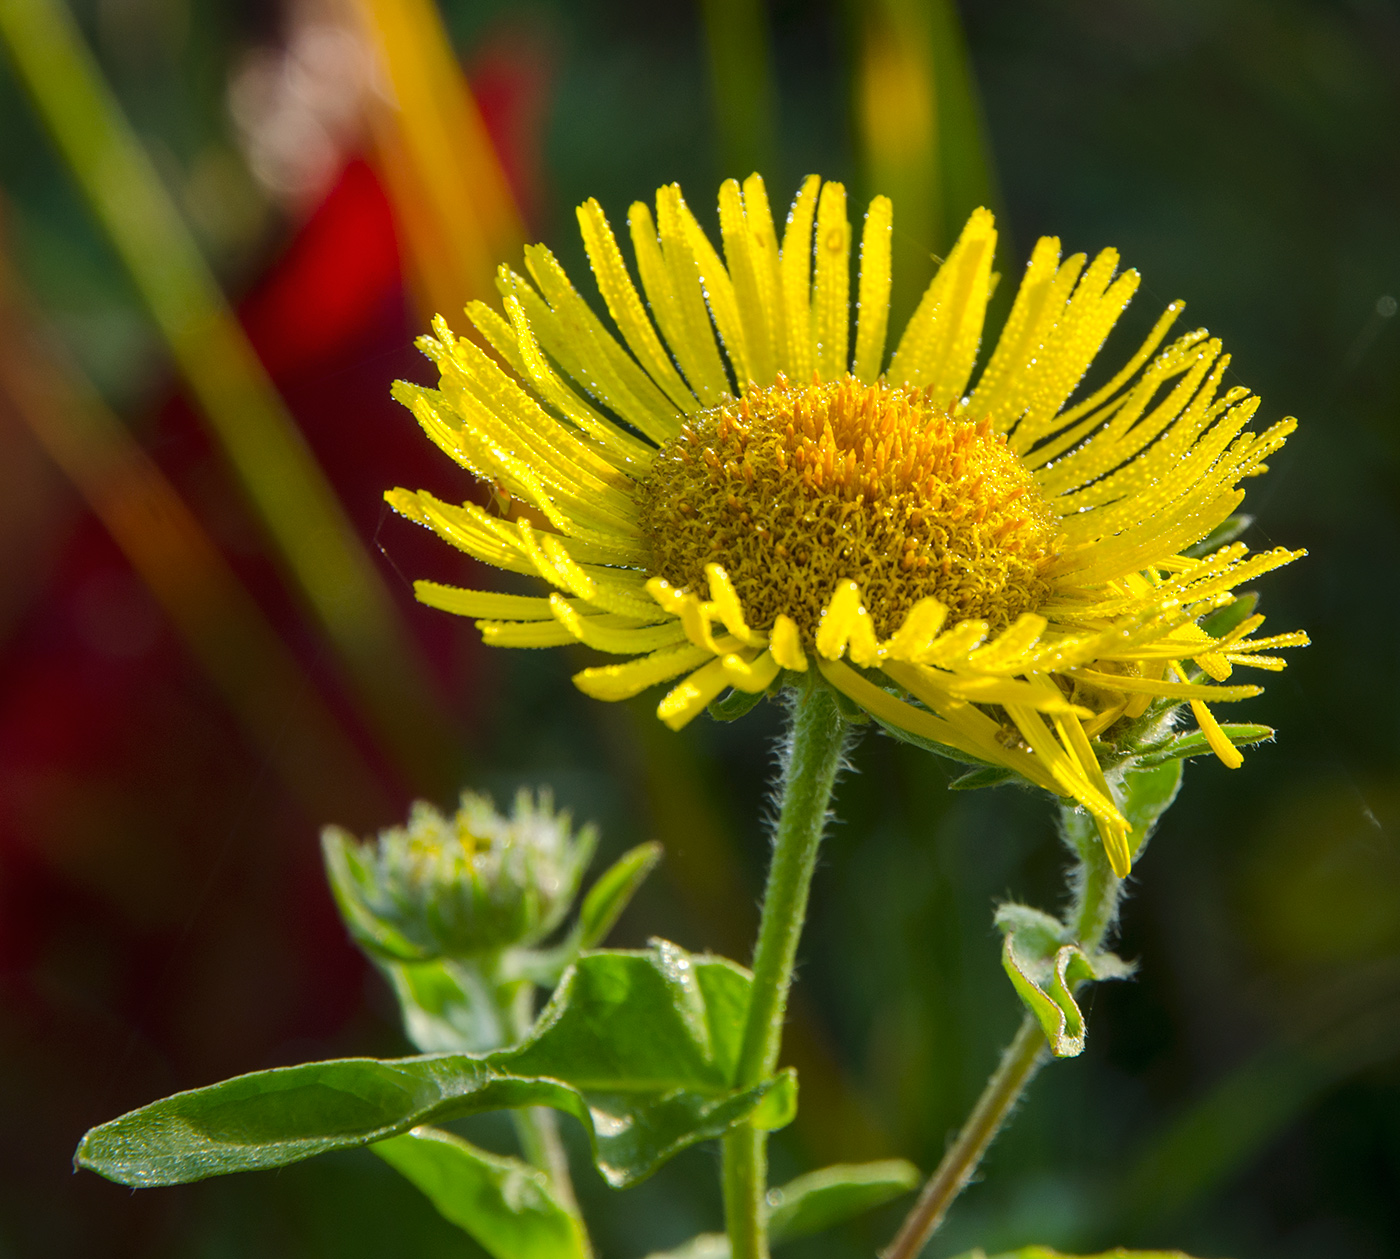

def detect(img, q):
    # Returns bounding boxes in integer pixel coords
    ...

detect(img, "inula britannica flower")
[322,789,596,961]
[387,175,1307,876]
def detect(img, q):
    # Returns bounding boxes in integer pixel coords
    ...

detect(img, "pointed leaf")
[75,942,797,1191]
[1119,760,1183,861]
[766,1159,921,1243]
[373,1126,588,1259]
[323,827,425,962]
[644,1237,729,1259]
[709,687,768,722]
[1184,513,1253,558]
[1133,724,1273,769]
[1199,589,1258,638]
[576,841,663,949]
[955,1249,1197,1259]
[949,766,1017,791]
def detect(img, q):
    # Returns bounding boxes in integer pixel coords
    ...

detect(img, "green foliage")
[383,956,514,1054]
[949,766,1018,791]
[954,1249,1197,1259]
[74,943,796,1191]
[1183,513,1254,558]
[322,790,596,963]
[765,1158,921,1242]
[1133,724,1274,770]
[1200,590,1259,638]
[1119,761,1185,862]
[372,1127,589,1259]
[576,842,663,951]
[709,686,769,722]
[996,905,1133,1058]
[640,1159,921,1255]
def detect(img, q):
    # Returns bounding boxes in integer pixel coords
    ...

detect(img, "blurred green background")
[0,1,1396,1256]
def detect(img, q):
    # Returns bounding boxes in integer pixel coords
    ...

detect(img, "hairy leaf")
[766,1159,921,1242]
[373,1126,588,1259]
[75,942,796,1191]
[954,1248,1196,1259]
[1133,724,1273,769]
[949,766,1017,791]
[1199,588,1258,638]
[1184,513,1253,558]
[997,905,1133,1058]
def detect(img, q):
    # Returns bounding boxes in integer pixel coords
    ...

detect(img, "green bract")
[323,789,596,962]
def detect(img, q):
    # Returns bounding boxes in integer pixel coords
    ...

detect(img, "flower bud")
[323,789,597,961]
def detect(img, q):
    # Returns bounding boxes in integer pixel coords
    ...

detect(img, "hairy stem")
[882,1014,1047,1259]
[883,798,1126,1258]
[723,678,849,1259]
[507,983,584,1227]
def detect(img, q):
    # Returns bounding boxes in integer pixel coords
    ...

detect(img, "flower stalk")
[724,676,850,1259]
[883,795,1132,1258]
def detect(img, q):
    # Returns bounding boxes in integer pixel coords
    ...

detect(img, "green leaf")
[1199,589,1258,638]
[1001,935,1092,1057]
[766,1159,921,1243]
[709,686,768,722]
[948,766,1017,791]
[322,827,425,962]
[373,1126,588,1259]
[1183,512,1253,558]
[75,941,797,1191]
[871,712,1001,770]
[381,957,512,1054]
[997,906,1133,1059]
[643,1237,730,1259]
[576,841,663,950]
[954,1248,1198,1259]
[1133,723,1273,769]
[642,1159,921,1256]
[1119,760,1184,861]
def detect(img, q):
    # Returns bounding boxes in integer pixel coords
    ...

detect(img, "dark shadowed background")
[0,1,1396,1256]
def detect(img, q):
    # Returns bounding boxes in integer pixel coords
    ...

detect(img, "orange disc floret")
[637,373,1061,639]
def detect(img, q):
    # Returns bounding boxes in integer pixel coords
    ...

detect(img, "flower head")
[387,175,1307,876]
[322,789,596,961]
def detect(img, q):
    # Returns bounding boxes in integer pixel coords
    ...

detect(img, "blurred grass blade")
[355,0,526,317]
[0,253,389,826]
[0,0,458,794]
[700,0,777,179]
[852,0,1001,329]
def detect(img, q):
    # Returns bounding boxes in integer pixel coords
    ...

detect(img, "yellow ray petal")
[1190,699,1245,769]
[575,642,715,701]
[658,656,735,729]
[812,181,851,381]
[853,195,893,384]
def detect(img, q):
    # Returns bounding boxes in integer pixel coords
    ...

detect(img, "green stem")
[723,678,849,1259]
[505,983,584,1228]
[882,799,1126,1258]
[881,1014,1047,1259]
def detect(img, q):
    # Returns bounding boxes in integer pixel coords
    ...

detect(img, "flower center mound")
[638,375,1061,639]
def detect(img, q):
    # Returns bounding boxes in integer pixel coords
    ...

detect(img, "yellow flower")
[387,175,1307,876]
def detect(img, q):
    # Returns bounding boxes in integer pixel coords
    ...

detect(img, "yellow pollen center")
[637,375,1061,639]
